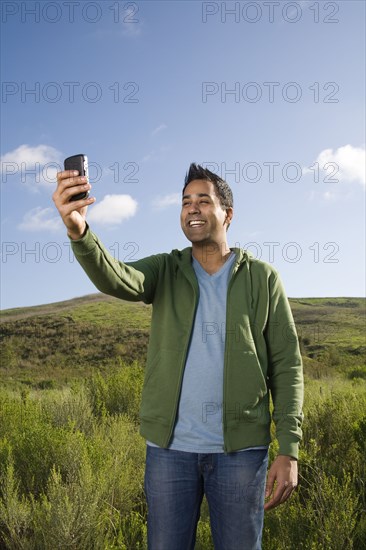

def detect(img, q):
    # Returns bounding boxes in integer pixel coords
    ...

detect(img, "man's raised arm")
[53,170,159,304]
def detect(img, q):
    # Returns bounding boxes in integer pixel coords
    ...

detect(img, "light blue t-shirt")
[147,251,267,453]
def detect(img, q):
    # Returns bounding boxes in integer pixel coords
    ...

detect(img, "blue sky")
[1,0,365,310]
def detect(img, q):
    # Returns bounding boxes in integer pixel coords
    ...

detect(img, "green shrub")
[0,409,146,548]
[0,458,32,550]
[348,366,366,380]
[1,365,365,548]
[87,362,144,422]
[36,380,56,390]
[31,460,102,550]
[302,390,365,479]
[41,386,94,435]
[263,469,358,549]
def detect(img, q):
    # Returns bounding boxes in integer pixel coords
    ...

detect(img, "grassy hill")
[0,293,151,388]
[1,293,365,389]
[1,294,366,549]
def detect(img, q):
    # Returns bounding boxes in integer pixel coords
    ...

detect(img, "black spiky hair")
[183,163,233,210]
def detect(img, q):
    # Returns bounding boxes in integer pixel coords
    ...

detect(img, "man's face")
[180,179,233,246]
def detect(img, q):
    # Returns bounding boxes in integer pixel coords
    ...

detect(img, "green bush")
[263,468,359,549]
[1,366,365,548]
[0,459,32,550]
[0,366,147,549]
[87,362,144,422]
[41,386,95,434]
[348,366,366,380]
[302,390,365,480]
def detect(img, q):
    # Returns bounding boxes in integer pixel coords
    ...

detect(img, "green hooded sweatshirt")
[71,226,304,458]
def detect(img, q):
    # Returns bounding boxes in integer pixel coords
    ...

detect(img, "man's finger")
[265,484,285,509]
[265,474,275,499]
[57,169,79,181]
[265,481,288,509]
[265,480,297,510]
[279,482,297,504]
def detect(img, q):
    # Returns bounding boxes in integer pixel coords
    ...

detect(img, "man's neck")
[192,241,232,275]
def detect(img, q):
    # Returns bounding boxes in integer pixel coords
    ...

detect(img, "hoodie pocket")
[226,350,268,413]
[143,350,161,389]
[140,348,182,423]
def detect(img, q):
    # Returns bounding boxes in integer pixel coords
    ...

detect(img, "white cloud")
[141,151,154,163]
[1,144,60,166]
[18,207,62,232]
[153,193,181,210]
[90,6,142,40]
[119,3,142,36]
[88,194,138,225]
[305,144,365,185]
[121,21,142,37]
[91,22,142,39]
[1,144,62,188]
[151,124,167,137]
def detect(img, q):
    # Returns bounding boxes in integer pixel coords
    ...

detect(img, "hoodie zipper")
[223,254,243,454]
[223,250,252,454]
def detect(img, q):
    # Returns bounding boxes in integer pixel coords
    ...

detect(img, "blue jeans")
[144,445,268,550]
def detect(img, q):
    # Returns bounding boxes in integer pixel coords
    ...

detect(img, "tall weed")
[0,367,365,548]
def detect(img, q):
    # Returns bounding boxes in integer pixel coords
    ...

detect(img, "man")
[53,163,304,550]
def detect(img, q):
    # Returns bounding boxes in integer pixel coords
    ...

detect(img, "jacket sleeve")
[264,270,304,459]
[70,225,161,304]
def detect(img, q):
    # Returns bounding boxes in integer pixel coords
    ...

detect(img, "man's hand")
[264,454,298,511]
[52,170,95,240]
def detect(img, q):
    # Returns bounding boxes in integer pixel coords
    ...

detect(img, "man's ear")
[225,207,234,227]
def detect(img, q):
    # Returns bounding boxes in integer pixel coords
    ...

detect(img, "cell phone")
[64,154,89,202]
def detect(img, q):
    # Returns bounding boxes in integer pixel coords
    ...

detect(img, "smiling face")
[180,179,233,246]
